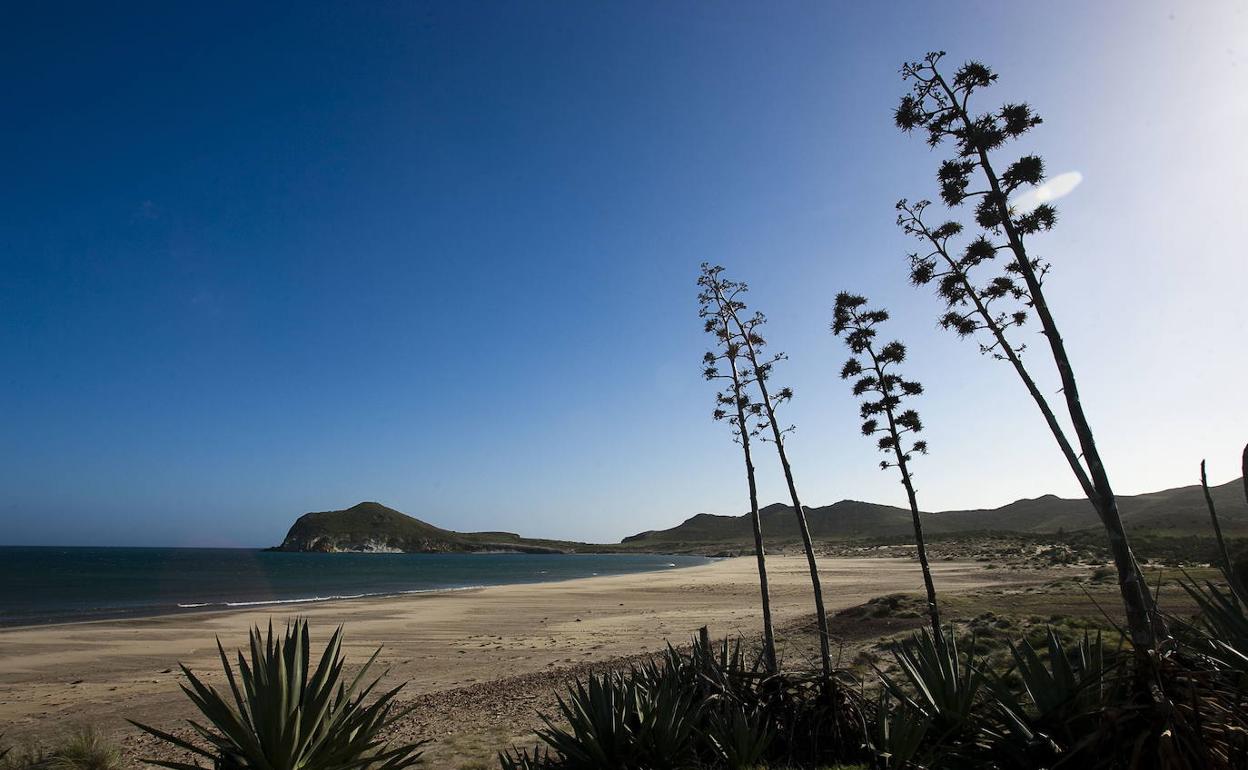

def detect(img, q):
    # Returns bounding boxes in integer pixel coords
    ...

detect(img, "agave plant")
[507,632,874,769]
[1003,629,1110,716]
[880,628,984,726]
[131,620,425,770]
[988,629,1114,766]
[534,668,701,770]
[496,745,554,770]
[876,628,988,764]
[870,689,929,769]
[1180,572,1248,675]
[663,634,768,706]
[705,705,772,770]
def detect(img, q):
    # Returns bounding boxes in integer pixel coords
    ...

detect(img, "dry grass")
[0,729,122,770]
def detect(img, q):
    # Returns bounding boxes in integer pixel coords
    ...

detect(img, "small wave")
[225,594,370,607]
[397,585,484,596]
[666,563,676,567]
[176,585,488,610]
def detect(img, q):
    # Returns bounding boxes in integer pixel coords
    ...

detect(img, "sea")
[0,547,710,627]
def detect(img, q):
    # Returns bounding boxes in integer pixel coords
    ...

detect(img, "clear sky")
[2,1,1245,547]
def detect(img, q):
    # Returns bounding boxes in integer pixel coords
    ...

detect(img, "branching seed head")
[698,263,797,445]
[894,55,1057,365]
[832,293,929,470]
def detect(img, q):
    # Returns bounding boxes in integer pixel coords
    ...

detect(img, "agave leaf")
[871,688,930,768]
[307,626,342,696]
[299,621,311,696]
[176,669,259,754]
[216,638,250,725]
[134,760,216,770]
[128,720,217,760]
[344,644,383,701]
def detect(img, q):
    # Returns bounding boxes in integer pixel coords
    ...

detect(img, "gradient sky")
[3,1,1246,547]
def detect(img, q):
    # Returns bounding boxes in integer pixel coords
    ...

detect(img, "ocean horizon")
[0,546,710,627]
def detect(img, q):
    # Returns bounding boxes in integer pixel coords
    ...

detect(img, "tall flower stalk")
[894,51,1162,650]
[699,264,833,676]
[698,264,778,672]
[832,292,941,642]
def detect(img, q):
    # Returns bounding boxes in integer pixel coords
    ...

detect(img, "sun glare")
[1010,170,1083,212]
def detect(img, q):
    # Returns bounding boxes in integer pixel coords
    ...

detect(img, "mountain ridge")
[273,477,1246,554]
[622,477,1248,547]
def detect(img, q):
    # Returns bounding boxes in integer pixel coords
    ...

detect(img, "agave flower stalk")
[832,292,941,642]
[894,51,1162,651]
[700,264,833,676]
[698,263,778,673]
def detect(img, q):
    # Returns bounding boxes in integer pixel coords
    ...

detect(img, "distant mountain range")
[622,477,1248,549]
[274,477,1246,554]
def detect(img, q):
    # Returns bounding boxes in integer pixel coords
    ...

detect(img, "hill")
[275,478,1246,555]
[622,477,1248,549]
[274,502,587,554]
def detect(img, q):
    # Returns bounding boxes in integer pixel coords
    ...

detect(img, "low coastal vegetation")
[491,558,1248,769]
[0,729,122,770]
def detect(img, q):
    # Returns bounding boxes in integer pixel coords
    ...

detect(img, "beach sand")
[0,555,1010,766]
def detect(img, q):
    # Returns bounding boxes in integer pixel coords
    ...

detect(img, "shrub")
[0,746,44,770]
[0,730,122,770]
[40,730,122,770]
[132,619,426,770]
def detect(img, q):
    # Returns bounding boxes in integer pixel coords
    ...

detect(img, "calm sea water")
[0,547,709,627]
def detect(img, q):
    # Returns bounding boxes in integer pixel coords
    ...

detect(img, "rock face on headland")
[273,501,571,554]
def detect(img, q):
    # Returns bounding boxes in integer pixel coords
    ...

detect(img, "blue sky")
[2,1,1245,547]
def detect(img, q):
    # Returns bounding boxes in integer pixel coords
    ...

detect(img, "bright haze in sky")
[2,1,1245,547]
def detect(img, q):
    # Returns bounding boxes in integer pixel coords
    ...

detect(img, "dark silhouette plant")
[831,292,941,642]
[894,51,1162,650]
[698,263,833,676]
[698,263,778,673]
[1200,451,1248,603]
[131,620,426,770]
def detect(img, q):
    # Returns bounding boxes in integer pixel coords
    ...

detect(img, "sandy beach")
[0,555,1009,765]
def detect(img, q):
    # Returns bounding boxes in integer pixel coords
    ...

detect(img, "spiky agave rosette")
[131,619,426,770]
